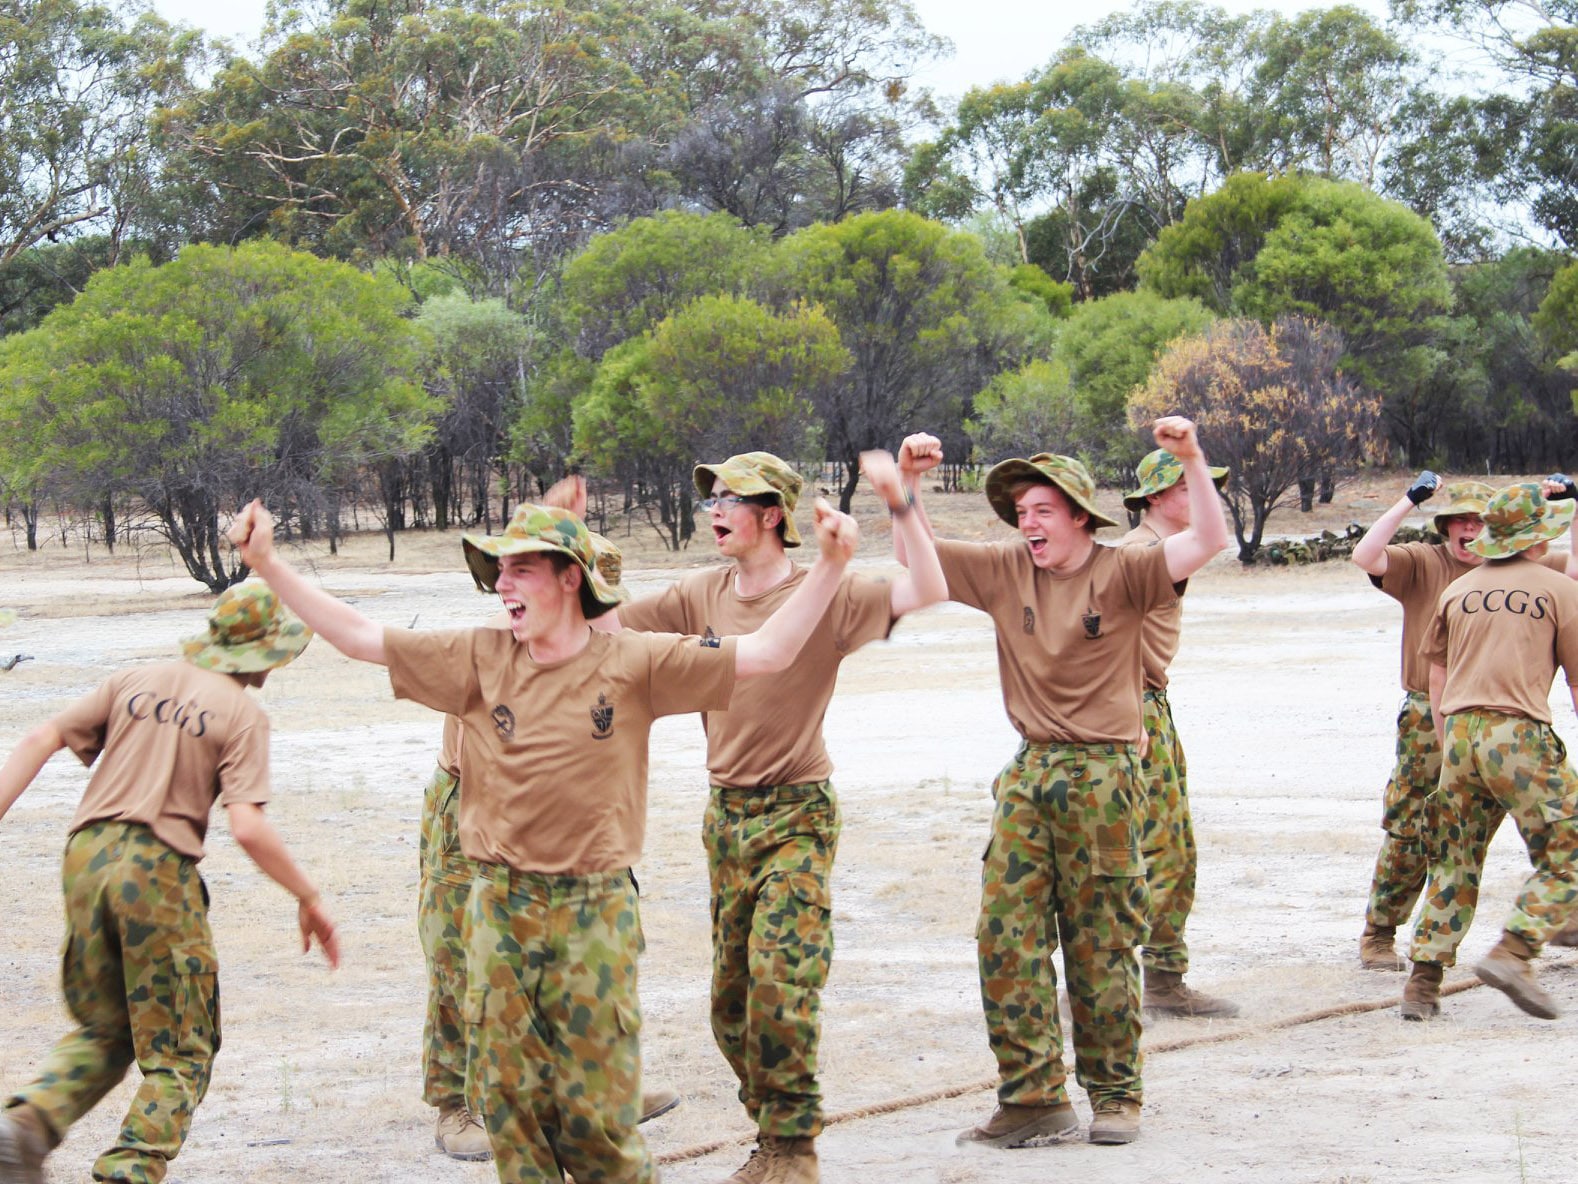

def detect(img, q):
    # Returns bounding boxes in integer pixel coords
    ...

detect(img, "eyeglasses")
[698,495,750,512]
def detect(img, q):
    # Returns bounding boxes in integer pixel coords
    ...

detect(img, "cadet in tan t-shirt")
[1350,473,1577,988]
[1117,448,1237,1020]
[896,418,1229,1150]
[228,494,860,1184]
[1408,482,1578,1022]
[0,584,338,1184]
[570,449,944,1184]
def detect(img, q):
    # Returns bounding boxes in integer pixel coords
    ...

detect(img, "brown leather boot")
[1143,968,1240,1018]
[0,1104,55,1184]
[1360,922,1407,970]
[1087,1097,1141,1145]
[955,1101,1080,1148]
[721,1136,818,1184]
[434,1102,492,1161]
[640,1085,681,1123]
[1476,931,1560,1020]
[1399,960,1443,1021]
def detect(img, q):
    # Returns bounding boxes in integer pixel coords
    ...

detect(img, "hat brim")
[692,463,802,547]
[986,458,1120,531]
[461,535,627,618]
[1122,466,1229,513]
[1465,500,1575,559]
[1432,507,1487,536]
[180,620,313,674]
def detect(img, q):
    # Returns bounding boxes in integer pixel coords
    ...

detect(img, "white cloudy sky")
[149,0,1401,99]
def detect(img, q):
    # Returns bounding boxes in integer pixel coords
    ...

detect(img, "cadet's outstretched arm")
[0,721,65,822]
[229,500,387,665]
[862,449,946,615]
[1154,418,1230,582]
[227,801,340,969]
[892,433,942,570]
[735,499,858,678]
[1353,473,1439,578]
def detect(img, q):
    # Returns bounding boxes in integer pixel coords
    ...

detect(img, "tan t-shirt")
[55,661,273,860]
[1118,521,1185,690]
[1421,559,1578,724]
[437,714,462,776]
[618,566,894,786]
[1375,543,1474,694]
[936,538,1177,743]
[385,626,737,874]
[1377,543,1564,694]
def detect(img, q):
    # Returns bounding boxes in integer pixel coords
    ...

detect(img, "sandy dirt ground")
[2,481,1576,1184]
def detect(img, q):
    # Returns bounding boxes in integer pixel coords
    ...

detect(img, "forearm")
[1183,453,1229,553]
[229,803,321,903]
[889,502,947,614]
[1351,497,1414,576]
[893,474,936,569]
[735,555,848,677]
[0,723,65,821]
[250,554,386,664]
[1162,453,1230,581]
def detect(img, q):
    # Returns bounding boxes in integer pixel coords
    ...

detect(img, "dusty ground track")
[2,482,1574,1184]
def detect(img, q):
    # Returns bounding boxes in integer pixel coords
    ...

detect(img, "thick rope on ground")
[653,976,1485,1166]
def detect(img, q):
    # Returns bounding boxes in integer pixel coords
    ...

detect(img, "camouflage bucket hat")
[462,504,626,618]
[1432,480,1496,537]
[1466,482,1575,559]
[1123,449,1230,513]
[693,451,804,547]
[985,453,1119,531]
[181,581,313,674]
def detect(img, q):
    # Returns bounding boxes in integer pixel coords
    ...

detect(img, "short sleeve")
[645,633,738,718]
[830,572,895,654]
[1376,544,1421,601]
[385,627,482,717]
[1117,542,1176,612]
[935,538,999,612]
[216,713,272,807]
[618,582,691,634]
[53,678,118,768]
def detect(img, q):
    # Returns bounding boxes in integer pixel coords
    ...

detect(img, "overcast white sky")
[150,0,1400,99]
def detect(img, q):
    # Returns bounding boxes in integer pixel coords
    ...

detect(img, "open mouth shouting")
[503,598,525,625]
[1024,533,1048,560]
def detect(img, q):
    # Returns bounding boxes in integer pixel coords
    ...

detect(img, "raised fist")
[1406,471,1440,506]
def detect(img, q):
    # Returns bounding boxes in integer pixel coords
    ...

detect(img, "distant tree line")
[3,0,1578,576]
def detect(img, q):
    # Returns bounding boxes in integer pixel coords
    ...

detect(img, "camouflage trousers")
[979,742,1147,1109]
[1138,690,1196,975]
[705,780,838,1138]
[1410,710,1578,966]
[8,821,220,1183]
[1366,692,1443,930]
[464,864,651,1183]
[418,765,481,1112]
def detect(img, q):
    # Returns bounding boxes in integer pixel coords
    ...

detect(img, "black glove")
[1546,473,1576,500]
[1406,471,1439,505]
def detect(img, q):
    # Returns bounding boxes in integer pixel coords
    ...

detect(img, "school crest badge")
[591,692,614,740]
[491,704,516,740]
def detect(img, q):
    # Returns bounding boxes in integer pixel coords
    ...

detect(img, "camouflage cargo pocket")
[170,942,222,1059]
[1091,842,1147,951]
